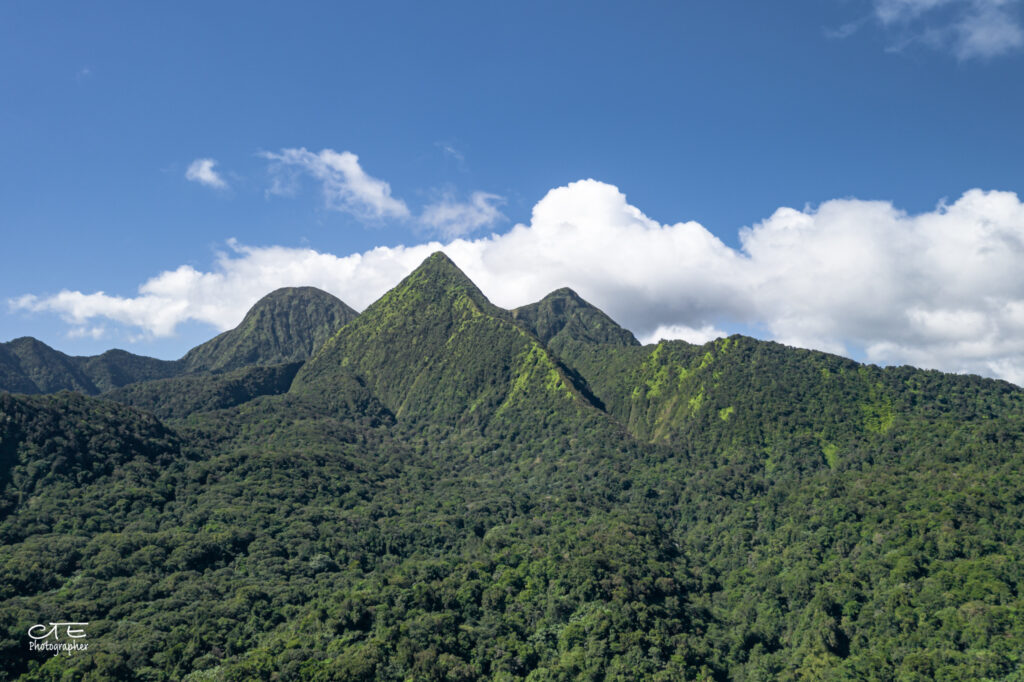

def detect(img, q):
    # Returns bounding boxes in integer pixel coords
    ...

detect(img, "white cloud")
[12,180,1024,385]
[67,325,106,340]
[263,147,409,219]
[185,158,228,189]
[10,240,437,337]
[955,4,1024,58]
[421,192,505,238]
[639,324,728,346]
[870,0,1024,58]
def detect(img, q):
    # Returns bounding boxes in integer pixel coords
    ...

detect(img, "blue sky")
[3,1,1024,383]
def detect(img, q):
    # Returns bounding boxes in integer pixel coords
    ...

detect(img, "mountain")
[512,287,639,350]
[2,252,1024,681]
[106,362,304,420]
[294,253,604,433]
[181,286,358,373]
[0,337,180,395]
[0,286,357,396]
[0,341,59,394]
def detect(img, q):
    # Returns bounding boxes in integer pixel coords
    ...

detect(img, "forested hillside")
[0,287,354,396]
[182,287,358,374]
[0,339,180,395]
[1,253,1023,681]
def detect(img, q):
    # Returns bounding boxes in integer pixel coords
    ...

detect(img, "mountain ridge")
[2,251,1024,679]
[182,286,358,374]
[293,252,609,434]
[0,286,358,396]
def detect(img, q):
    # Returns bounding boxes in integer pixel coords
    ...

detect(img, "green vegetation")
[0,287,354,396]
[182,287,357,374]
[0,339,180,395]
[512,287,640,351]
[105,363,303,420]
[2,252,1024,680]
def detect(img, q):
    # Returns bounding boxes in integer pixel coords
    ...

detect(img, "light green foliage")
[688,387,705,413]
[823,442,839,468]
[862,382,896,433]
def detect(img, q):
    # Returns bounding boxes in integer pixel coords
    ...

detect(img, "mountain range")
[1,253,1022,681]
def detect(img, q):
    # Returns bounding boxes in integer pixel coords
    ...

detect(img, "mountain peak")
[351,251,506,325]
[546,287,583,299]
[182,286,357,373]
[514,288,639,348]
[424,250,457,266]
[293,253,604,428]
[400,251,493,303]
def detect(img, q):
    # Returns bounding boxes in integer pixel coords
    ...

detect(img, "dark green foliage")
[2,253,1024,680]
[0,345,41,394]
[0,392,180,525]
[512,287,640,350]
[77,350,184,394]
[182,287,357,373]
[0,338,181,396]
[105,363,304,420]
[294,253,604,435]
[0,287,356,396]
[0,338,111,395]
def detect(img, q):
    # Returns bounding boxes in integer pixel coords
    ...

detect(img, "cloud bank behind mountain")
[13,180,1024,384]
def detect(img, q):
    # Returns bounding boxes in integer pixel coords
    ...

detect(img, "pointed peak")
[6,336,55,351]
[259,285,338,298]
[234,287,358,333]
[514,289,639,347]
[408,251,473,283]
[424,250,456,266]
[389,252,499,313]
[541,287,584,302]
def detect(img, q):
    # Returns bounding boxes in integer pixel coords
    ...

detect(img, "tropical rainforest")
[1,253,1022,681]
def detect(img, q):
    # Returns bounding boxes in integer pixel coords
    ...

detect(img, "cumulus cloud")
[12,180,1024,384]
[421,191,506,238]
[870,0,1024,58]
[185,159,228,189]
[640,324,729,346]
[263,147,410,219]
[11,240,438,337]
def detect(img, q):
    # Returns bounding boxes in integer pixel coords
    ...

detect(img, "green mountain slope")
[0,392,181,523]
[0,338,181,395]
[0,287,357,396]
[512,287,639,350]
[2,252,1024,681]
[0,344,43,394]
[182,287,358,374]
[105,362,304,420]
[76,349,184,393]
[294,253,604,434]
[0,337,102,394]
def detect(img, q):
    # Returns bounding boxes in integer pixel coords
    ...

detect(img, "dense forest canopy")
[1,253,1023,681]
